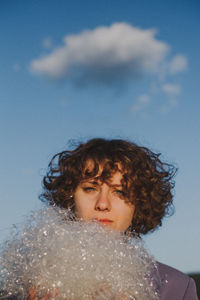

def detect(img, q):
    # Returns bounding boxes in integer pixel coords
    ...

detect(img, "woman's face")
[74,170,135,232]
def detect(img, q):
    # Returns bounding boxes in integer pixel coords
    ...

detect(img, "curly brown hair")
[40,138,177,235]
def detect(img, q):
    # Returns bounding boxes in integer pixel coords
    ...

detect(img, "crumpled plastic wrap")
[0,207,160,299]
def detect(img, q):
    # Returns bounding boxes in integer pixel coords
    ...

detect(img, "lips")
[93,218,113,225]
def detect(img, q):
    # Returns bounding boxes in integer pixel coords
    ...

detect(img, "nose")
[95,187,111,211]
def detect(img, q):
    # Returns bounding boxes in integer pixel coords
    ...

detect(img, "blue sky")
[0,0,200,273]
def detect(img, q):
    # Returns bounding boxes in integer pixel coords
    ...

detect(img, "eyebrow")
[81,180,99,185]
[81,180,123,188]
[109,184,123,188]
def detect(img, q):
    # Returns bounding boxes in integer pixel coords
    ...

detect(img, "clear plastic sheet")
[0,207,160,299]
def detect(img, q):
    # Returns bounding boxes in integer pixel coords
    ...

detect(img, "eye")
[114,189,125,197]
[82,186,96,192]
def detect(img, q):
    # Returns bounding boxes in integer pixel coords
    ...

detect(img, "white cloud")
[30,23,188,115]
[30,23,169,85]
[169,54,188,74]
[131,94,151,113]
[42,37,53,49]
[162,83,181,95]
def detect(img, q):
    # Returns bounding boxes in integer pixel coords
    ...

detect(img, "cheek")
[74,194,93,219]
[117,204,135,226]
[115,201,134,216]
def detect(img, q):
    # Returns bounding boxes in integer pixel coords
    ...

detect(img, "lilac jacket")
[158,262,198,299]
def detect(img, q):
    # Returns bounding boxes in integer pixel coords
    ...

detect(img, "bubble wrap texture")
[0,207,160,299]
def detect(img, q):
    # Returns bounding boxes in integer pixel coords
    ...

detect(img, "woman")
[1,138,198,299]
[37,138,197,299]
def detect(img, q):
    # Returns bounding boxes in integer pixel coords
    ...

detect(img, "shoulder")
[157,262,198,300]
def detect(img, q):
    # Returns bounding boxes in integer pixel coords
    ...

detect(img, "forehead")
[86,172,123,184]
[83,160,123,184]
